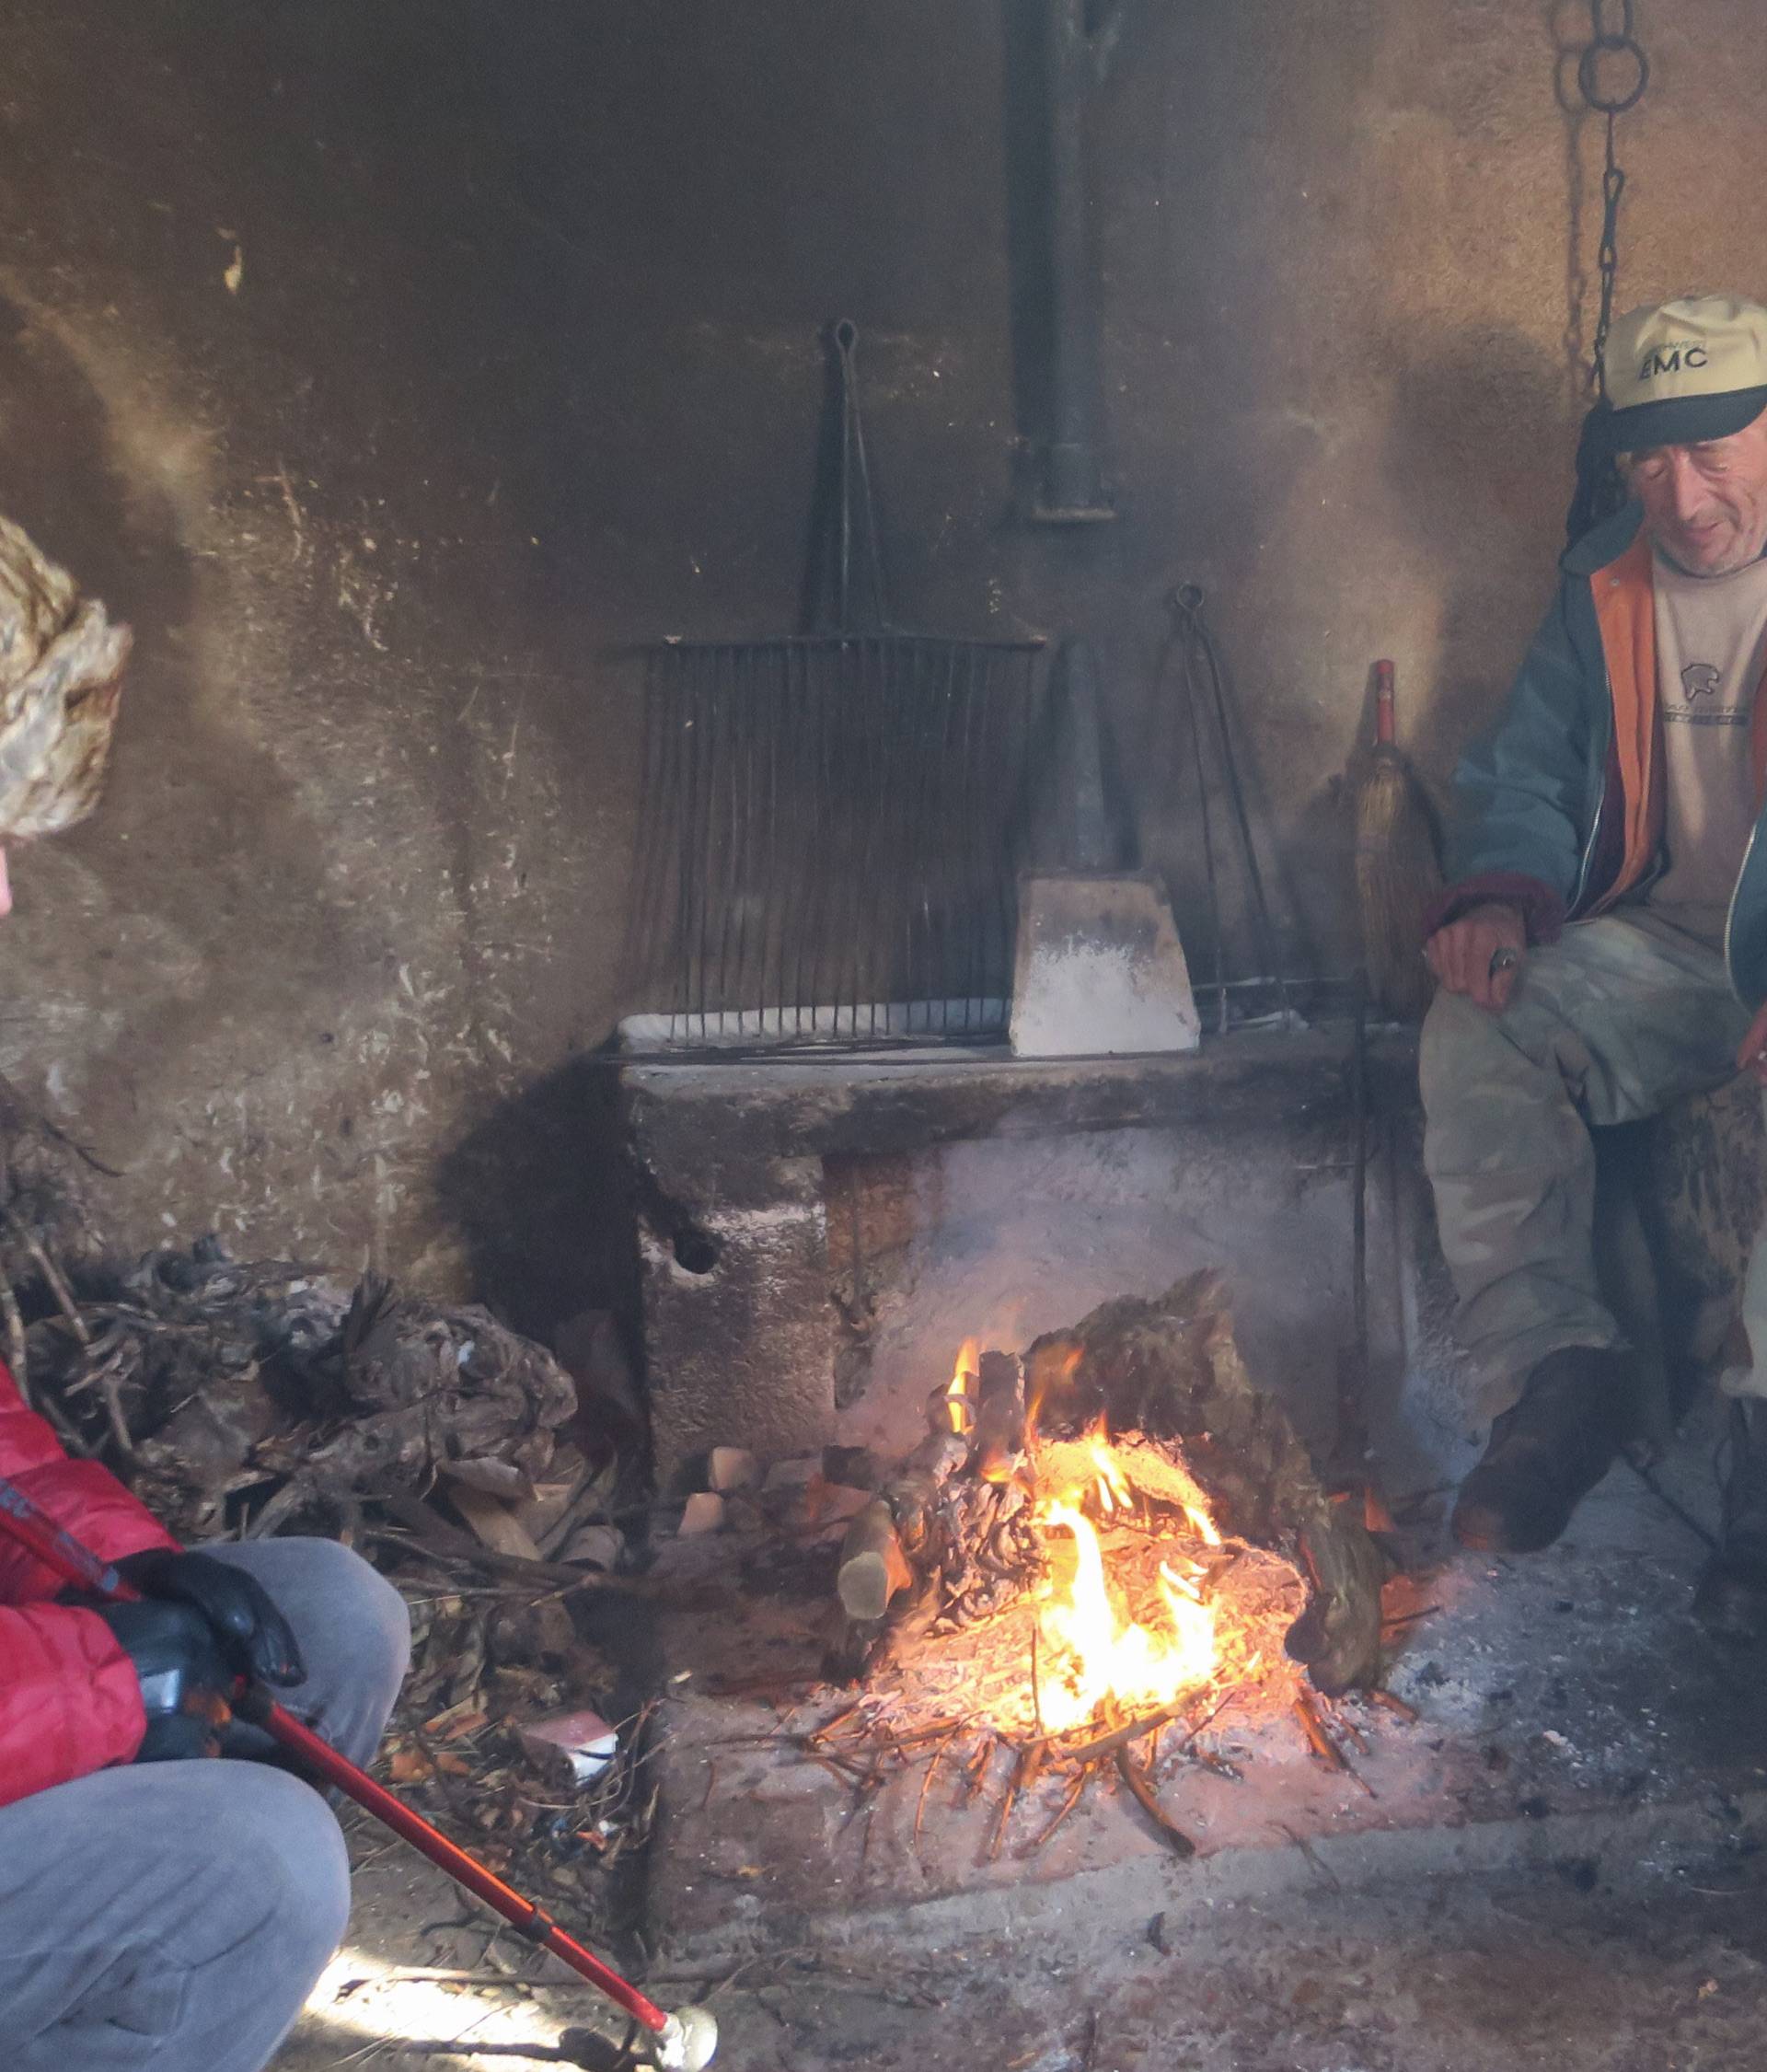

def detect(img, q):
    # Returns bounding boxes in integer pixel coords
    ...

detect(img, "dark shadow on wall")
[435,1052,641,1351]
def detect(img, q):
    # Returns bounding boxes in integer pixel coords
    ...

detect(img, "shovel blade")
[1010,873,1200,1059]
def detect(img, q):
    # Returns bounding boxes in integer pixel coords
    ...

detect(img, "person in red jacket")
[0,1348,410,2068]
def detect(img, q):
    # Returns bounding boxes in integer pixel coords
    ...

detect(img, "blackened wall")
[0,2,1750,1327]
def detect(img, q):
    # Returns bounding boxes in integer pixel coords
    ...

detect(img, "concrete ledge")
[660,1784,1767,1969]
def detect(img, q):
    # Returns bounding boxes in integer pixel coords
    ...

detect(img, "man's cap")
[1592,294,1767,457]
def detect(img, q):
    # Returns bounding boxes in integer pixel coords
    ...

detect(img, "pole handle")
[1374,659,1396,747]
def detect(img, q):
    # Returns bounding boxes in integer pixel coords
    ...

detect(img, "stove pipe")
[1034,0,1117,525]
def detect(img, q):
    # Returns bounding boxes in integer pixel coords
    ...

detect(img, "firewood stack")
[838,1346,1044,1627]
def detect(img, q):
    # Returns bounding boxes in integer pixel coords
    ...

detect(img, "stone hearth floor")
[280,1404,1767,2070]
[646,1399,1765,1968]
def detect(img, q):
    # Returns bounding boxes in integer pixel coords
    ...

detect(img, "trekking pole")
[0,1474,717,2072]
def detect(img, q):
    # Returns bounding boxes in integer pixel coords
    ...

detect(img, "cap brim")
[1594,385,1767,458]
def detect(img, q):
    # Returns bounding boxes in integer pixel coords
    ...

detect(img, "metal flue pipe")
[1034,0,1116,524]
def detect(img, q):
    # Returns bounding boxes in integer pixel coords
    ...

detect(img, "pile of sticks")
[729,1673,1417,1869]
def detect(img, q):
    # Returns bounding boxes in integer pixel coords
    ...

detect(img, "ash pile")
[0,1080,660,1938]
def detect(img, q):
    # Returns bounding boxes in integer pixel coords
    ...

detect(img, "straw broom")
[1352,659,1441,1020]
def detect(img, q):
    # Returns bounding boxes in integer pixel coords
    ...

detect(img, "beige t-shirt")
[1645,549,1767,947]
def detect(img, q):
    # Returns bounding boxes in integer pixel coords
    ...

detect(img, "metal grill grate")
[621,634,1041,1049]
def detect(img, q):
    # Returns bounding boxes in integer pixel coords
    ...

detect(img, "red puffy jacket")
[0,1360,175,1805]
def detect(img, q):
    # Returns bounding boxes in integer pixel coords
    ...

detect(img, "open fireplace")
[610,1024,1484,1946]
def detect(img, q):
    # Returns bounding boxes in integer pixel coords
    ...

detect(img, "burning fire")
[945,1338,979,1434]
[1034,1430,1223,1735]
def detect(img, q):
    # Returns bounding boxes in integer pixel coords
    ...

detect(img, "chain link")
[1576,0,1649,398]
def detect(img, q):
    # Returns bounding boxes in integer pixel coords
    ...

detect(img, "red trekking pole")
[0,1474,717,2071]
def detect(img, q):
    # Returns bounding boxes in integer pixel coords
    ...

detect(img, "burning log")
[890,1426,975,1545]
[836,1422,968,1617]
[837,1344,1042,1627]
[970,1349,1026,1482]
[1022,1269,1388,1692]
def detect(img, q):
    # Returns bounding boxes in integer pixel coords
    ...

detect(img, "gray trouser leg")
[0,1764,350,2072]
[1420,911,1752,1418]
[201,1535,411,1768]
[0,1539,410,2071]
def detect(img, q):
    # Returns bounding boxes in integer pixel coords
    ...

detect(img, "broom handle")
[0,1473,670,2038]
[1374,659,1396,747]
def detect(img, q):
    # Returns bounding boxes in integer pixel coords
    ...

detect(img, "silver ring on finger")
[1488,945,1520,979]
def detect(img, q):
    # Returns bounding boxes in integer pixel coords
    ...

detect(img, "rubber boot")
[1694,1398,1767,1643]
[1450,1346,1628,1554]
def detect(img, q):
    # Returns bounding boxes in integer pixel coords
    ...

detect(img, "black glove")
[112,1550,306,1688]
[87,1597,236,1762]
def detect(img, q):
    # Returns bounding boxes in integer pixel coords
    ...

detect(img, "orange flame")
[1036,1488,1218,1734]
[1090,1441,1132,1515]
[1184,1503,1222,1548]
[946,1338,979,1434]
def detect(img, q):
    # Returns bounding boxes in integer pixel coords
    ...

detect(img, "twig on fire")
[1047,1698,1189,1765]
[1179,1687,1232,1745]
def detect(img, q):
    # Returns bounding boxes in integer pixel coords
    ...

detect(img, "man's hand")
[85,1597,236,1761]
[1738,1002,1767,1083]
[113,1549,305,1688]
[1424,900,1527,1013]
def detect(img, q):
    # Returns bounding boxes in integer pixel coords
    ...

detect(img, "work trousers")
[0,1537,410,2072]
[1421,908,1767,1419]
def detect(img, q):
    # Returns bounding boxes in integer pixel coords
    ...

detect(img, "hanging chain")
[1577,0,1649,397]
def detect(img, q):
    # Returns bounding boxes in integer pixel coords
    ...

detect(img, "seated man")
[0,1276,410,2067]
[1423,292,1767,1637]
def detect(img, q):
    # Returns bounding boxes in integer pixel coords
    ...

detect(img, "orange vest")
[1586,534,1767,914]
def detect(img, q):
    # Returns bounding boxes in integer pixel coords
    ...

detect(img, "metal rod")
[1172,619,1229,1033]
[1176,587,1296,1021]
